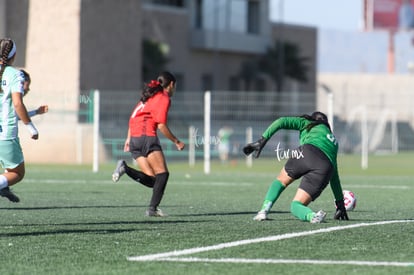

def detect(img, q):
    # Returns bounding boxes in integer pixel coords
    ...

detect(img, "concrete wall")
[318,73,414,125]
[0,0,6,40]
[15,0,142,164]
[80,0,142,90]
[2,0,29,65]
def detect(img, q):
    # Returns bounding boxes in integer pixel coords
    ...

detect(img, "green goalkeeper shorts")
[0,138,24,169]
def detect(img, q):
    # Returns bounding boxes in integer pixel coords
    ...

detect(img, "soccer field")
[1,153,413,275]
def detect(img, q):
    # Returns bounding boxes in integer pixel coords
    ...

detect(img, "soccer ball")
[343,190,357,211]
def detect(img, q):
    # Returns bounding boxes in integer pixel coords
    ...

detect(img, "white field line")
[158,257,414,267]
[128,220,414,266]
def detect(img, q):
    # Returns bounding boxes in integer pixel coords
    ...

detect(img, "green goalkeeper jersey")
[262,116,342,200]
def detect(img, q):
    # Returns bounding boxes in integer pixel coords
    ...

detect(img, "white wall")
[318,73,414,125]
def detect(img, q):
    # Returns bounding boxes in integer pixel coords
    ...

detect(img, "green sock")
[260,180,285,212]
[290,200,314,221]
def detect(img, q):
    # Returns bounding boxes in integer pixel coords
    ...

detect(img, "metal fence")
[77,88,414,164]
[96,90,316,162]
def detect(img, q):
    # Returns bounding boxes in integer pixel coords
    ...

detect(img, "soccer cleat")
[310,210,327,223]
[253,210,268,221]
[112,160,126,182]
[0,187,20,203]
[145,208,167,217]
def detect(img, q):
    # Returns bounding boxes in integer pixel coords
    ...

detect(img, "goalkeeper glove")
[334,200,349,220]
[243,137,268,158]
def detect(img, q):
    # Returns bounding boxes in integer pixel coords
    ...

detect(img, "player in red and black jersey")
[112,71,185,217]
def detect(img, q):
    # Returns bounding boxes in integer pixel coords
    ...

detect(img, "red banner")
[365,0,414,30]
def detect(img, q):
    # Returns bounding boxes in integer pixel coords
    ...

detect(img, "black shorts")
[129,136,162,159]
[284,144,333,201]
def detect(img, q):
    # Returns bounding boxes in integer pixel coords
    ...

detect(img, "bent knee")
[156,171,169,180]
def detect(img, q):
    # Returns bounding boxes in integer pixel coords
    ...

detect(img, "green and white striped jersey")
[0,66,24,140]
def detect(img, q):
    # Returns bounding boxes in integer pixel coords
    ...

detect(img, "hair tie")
[148,80,160,88]
[8,41,16,59]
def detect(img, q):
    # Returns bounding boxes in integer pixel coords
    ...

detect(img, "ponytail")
[301,111,332,132]
[157,71,176,88]
[140,80,163,103]
[0,38,15,92]
[140,71,176,103]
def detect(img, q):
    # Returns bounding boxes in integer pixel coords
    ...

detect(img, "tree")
[142,39,169,82]
[258,40,309,92]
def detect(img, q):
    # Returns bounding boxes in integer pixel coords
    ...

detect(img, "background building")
[1,0,316,163]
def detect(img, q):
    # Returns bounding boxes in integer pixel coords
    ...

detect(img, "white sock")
[0,175,8,189]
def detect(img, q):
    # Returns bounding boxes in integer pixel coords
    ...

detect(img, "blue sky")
[269,0,363,31]
[268,0,414,74]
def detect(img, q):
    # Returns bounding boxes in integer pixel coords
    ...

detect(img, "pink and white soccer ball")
[343,190,356,211]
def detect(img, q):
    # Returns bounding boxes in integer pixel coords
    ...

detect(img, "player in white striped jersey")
[0,38,39,203]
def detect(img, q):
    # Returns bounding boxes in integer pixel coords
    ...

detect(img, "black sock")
[149,172,169,210]
[124,165,155,188]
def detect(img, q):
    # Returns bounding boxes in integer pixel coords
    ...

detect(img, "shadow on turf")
[1,204,148,210]
[174,210,289,217]
[2,205,291,217]
[0,219,212,237]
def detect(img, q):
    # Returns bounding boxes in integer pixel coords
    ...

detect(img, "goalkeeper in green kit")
[243,112,349,223]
